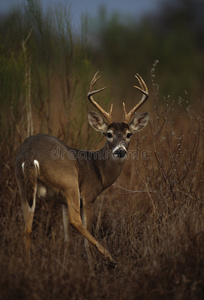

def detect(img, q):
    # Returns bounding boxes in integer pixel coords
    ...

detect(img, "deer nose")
[113,148,127,158]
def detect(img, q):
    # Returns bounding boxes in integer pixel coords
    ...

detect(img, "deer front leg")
[81,199,94,265]
[62,204,69,242]
[65,188,116,266]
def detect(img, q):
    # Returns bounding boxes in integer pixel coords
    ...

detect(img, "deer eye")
[126,133,132,139]
[107,132,113,139]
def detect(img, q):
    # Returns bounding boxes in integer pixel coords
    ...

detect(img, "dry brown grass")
[0,85,204,299]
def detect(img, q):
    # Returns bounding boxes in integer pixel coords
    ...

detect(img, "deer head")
[87,72,149,159]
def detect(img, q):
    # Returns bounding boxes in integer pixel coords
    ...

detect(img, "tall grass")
[0,0,101,154]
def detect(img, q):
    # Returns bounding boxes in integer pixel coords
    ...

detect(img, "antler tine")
[87,71,113,125]
[123,73,149,124]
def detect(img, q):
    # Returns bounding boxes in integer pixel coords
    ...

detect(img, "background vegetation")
[0,0,203,299]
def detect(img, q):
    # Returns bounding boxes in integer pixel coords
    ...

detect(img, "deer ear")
[129,112,149,133]
[88,111,108,133]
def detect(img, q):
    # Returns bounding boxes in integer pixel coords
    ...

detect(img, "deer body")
[16,132,126,207]
[15,73,149,266]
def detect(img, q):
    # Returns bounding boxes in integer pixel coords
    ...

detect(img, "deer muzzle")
[112,143,127,159]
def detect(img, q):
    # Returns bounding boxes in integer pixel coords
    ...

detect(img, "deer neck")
[96,143,126,190]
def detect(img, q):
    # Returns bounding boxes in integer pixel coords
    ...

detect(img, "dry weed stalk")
[22,29,33,137]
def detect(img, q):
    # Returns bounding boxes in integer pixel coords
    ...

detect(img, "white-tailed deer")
[15,72,149,266]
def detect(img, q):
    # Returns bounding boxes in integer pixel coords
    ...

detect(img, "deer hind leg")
[65,187,116,266]
[21,198,35,266]
[16,160,38,266]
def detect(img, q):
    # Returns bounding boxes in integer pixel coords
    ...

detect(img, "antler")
[123,74,149,124]
[87,71,113,125]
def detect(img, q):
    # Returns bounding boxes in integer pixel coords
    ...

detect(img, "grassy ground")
[0,86,203,300]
